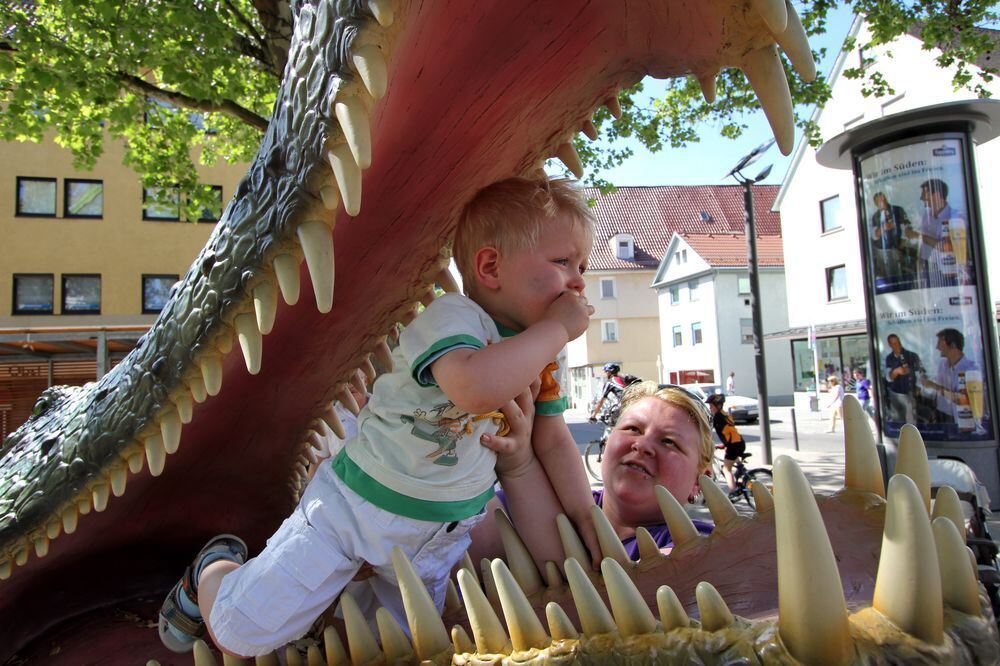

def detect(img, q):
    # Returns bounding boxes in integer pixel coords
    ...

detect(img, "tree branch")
[221,0,279,75]
[118,72,269,132]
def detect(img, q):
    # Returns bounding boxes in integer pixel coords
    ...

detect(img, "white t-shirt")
[333,294,567,521]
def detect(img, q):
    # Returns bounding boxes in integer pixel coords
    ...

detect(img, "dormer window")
[612,234,634,260]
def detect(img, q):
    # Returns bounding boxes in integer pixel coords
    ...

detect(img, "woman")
[470,381,715,567]
[825,375,844,433]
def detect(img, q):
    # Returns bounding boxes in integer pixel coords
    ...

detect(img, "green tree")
[2,1,997,203]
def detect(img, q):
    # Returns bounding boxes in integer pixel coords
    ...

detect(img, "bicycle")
[711,450,772,510]
[583,390,622,483]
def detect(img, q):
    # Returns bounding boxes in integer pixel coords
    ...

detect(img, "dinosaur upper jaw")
[0,1,824,661]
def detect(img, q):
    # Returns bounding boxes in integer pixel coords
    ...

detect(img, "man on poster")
[884,333,921,424]
[904,179,966,286]
[869,191,910,277]
[920,328,978,423]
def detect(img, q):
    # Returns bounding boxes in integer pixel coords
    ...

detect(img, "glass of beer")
[949,217,968,267]
[966,370,985,430]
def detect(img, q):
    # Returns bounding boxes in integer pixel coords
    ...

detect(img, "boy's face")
[492,216,592,331]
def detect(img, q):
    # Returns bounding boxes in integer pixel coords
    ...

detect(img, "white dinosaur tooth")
[145,434,167,477]
[451,625,474,654]
[590,504,631,566]
[46,520,61,540]
[480,557,501,608]
[654,485,699,546]
[604,95,622,119]
[327,145,362,217]
[34,536,49,558]
[216,333,233,355]
[78,498,91,515]
[556,513,592,571]
[419,287,436,307]
[843,394,885,497]
[931,485,966,543]
[546,601,579,639]
[374,338,393,371]
[742,44,794,155]
[0,560,10,580]
[555,142,584,179]
[92,482,110,512]
[62,506,79,534]
[457,568,509,653]
[436,267,460,294]
[376,607,415,660]
[656,586,689,629]
[335,98,372,170]
[255,653,279,666]
[319,184,340,210]
[173,392,194,424]
[444,578,461,615]
[322,626,348,665]
[564,557,616,635]
[337,385,361,416]
[352,44,388,101]
[199,356,223,398]
[775,1,816,82]
[390,546,452,659]
[751,0,787,34]
[773,456,853,664]
[581,119,598,141]
[273,254,301,306]
[874,474,944,644]
[695,581,734,631]
[188,372,208,403]
[321,405,347,440]
[297,219,336,314]
[223,654,249,666]
[160,409,182,455]
[543,561,564,590]
[699,474,739,525]
[494,508,543,595]
[896,424,931,513]
[367,0,393,27]
[698,74,717,103]
[14,547,28,566]
[126,451,144,475]
[491,559,550,650]
[283,646,302,666]
[602,558,657,636]
[234,313,263,375]
[751,480,774,511]
[193,639,217,666]
[110,465,127,497]
[253,282,278,335]
[361,356,377,383]
[635,526,663,562]
[460,551,477,582]
[932,516,980,616]
[340,592,381,663]
[350,369,367,395]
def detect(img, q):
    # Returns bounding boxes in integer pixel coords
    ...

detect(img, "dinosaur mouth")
[5,1,994,664]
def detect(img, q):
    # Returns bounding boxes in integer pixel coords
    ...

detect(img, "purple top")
[496,488,713,560]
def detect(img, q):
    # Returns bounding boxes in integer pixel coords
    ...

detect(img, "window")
[600,278,616,299]
[197,185,224,222]
[691,322,703,345]
[143,186,181,220]
[13,274,54,314]
[143,274,179,314]
[669,286,680,305]
[16,177,56,216]
[64,179,103,218]
[688,279,699,302]
[820,196,841,233]
[826,265,848,301]
[601,320,618,343]
[881,94,905,116]
[680,249,687,263]
[740,318,754,344]
[672,325,682,347]
[614,235,634,260]
[737,275,751,295]
[62,274,101,314]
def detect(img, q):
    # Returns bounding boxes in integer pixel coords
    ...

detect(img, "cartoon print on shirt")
[400,401,509,466]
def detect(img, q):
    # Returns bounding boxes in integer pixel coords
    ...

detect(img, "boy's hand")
[481,387,535,476]
[545,291,594,341]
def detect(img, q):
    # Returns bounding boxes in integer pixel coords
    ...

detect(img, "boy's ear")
[473,247,502,290]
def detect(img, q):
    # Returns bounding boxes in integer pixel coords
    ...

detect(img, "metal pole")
[742,182,773,464]
[790,407,799,451]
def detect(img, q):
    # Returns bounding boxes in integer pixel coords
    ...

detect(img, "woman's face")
[600,397,704,525]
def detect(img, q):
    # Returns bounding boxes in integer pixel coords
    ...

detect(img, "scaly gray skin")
[2,1,997,664]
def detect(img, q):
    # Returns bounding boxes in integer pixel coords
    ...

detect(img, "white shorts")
[209,462,484,657]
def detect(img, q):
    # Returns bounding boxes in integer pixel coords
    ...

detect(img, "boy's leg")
[198,559,243,654]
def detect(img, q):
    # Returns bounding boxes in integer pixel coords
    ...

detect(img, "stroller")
[929,455,1000,621]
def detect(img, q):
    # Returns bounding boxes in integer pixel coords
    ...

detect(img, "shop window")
[820,195,841,233]
[13,274,54,314]
[64,179,104,218]
[826,265,848,301]
[691,321,703,345]
[16,177,56,217]
[602,320,618,343]
[62,274,101,314]
[142,274,179,314]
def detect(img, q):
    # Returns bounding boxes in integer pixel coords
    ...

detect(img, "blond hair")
[453,176,595,288]
[618,381,714,471]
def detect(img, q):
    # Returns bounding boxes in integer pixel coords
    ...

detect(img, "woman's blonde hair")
[827,376,840,385]
[617,381,714,470]
[453,176,595,288]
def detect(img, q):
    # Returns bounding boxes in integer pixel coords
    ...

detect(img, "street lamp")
[727,139,775,464]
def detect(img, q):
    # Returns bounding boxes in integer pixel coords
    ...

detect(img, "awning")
[765,319,869,342]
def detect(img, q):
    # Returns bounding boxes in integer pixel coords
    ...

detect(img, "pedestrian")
[853,369,872,417]
[726,371,735,396]
[826,375,844,433]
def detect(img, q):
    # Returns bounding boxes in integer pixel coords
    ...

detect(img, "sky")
[581,5,857,188]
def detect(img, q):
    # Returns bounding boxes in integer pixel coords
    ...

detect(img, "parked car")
[681,383,760,423]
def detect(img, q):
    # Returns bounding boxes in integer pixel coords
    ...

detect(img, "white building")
[652,232,793,404]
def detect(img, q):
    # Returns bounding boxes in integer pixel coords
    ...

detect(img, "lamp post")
[727,139,775,464]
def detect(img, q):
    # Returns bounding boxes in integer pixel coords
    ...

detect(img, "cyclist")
[589,363,627,422]
[705,393,746,499]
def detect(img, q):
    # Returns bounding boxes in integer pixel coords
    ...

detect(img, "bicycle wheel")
[742,468,773,509]
[584,440,604,482]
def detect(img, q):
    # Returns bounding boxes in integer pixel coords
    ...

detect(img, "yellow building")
[0,134,247,438]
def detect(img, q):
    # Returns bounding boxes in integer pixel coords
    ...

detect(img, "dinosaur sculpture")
[1,0,997,663]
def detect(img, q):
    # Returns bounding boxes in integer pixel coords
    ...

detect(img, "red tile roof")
[585,185,782,271]
[682,234,784,267]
